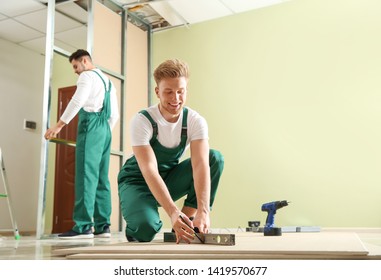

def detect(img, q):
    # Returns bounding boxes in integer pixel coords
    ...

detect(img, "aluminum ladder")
[0,147,20,240]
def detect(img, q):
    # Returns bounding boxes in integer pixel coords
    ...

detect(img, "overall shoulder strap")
[139,110,158,143]
[91,70,110,92]
[181,107,188,138]
[91,70,111,118]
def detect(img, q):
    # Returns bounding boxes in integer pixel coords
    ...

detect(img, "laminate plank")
[53,232,370,259]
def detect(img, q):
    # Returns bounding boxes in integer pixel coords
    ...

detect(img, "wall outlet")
[24,119,37,130]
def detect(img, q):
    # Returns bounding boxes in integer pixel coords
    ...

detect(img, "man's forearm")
[190,139,212,215]
[193,165,211,214]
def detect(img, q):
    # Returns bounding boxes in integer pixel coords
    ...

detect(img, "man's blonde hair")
[153,59,189,85]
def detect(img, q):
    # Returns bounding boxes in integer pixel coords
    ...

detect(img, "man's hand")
[44,120,66,140]
[171,213,195,244]
[193,211,210,234]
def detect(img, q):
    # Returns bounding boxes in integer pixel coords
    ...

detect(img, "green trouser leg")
[118,149,224,241]
[93,135,112,234]
[73,113,111,233]
[118,184,163,242]
[166,149,224,208]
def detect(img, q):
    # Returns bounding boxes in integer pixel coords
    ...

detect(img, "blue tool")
[261,200,289,236]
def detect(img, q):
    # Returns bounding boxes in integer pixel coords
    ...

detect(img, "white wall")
[0,39,44,232]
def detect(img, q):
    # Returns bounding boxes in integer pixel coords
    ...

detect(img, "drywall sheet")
[52,232,372,259]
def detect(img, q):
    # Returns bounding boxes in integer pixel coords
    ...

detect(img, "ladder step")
[0,148,20,240]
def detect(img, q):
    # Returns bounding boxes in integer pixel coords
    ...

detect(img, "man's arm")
[190,139,211,233]
[45,73,91,140]
[133,145,195,243]
[108,86,119,130]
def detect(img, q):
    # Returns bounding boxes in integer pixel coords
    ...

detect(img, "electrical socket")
[24,119,37,130]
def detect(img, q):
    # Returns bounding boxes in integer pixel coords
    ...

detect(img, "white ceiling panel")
[20,35,80,55]
[0,0,45,17]
[13,10,47,33]
[55,25,87,50]
[15,8,84,33]
[18,36,46,54]
[221,0,288,13]
[55,2,88,24]
[168,0,232,24]
[54,38,80,54]
[0,18,44,43]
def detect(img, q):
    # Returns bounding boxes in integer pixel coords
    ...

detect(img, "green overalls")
[72,70,112,234]
[118,108,224,242]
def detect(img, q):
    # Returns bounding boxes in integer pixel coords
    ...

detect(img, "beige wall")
[125,22,149,154]
[93,0,123,232]
[152,0,381,229]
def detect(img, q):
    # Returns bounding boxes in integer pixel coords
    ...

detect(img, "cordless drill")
[261,200,289,236]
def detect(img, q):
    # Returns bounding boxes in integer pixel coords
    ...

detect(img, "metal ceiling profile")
[0,0,89,54]
[0,0,290,53]
[114,0,290,32]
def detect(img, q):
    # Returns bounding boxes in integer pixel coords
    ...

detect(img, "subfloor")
[0,231,127,260]
[1,228,381,260]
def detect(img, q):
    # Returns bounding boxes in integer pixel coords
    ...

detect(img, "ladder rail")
[0,148,20,240]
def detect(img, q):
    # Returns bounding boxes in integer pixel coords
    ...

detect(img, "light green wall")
[152,0,381,229]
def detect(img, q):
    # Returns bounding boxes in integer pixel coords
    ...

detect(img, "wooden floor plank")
[66,253,373,260]
[52,232,372,259]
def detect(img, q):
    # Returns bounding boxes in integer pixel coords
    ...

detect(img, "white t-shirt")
[130,104,208,150]
[60,69,119,129]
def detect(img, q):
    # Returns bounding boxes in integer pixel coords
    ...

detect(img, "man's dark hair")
[69,49,92,62]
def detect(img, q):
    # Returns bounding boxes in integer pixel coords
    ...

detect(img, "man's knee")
[126,218,162,242]
[209,149,224,170]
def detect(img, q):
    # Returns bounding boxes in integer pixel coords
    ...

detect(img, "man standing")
[45,49,119,239]
[118,59,224,243]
